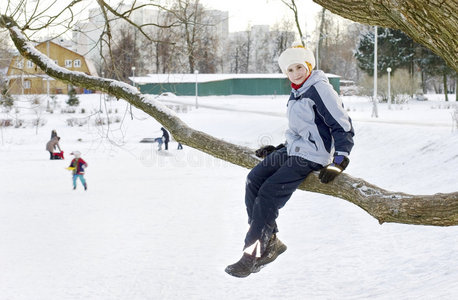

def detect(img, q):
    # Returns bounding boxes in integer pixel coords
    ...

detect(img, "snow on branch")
[2,17,457,226]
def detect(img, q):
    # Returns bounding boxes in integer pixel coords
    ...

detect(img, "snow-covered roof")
[326,73,341,78]
[6,74,55,80]
[130,73,340,84]
[130,73,287,84]
[84,58,98,77]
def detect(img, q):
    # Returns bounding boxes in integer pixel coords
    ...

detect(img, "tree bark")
[282,0,305,44]
[312,0,458,73]
[1,17,457,226]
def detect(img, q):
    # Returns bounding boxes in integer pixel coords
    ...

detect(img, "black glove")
[319,155,349,183]
[255,144,285,158]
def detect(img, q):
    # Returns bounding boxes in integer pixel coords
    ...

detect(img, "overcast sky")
[0,0,323,39]
[200,0,322,33]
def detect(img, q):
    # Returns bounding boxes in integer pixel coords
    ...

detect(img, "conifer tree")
[66,86,79,106]
[355,27,415,77]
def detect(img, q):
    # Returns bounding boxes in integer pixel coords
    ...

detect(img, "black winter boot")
[225,253,257,278]
[252,234,287,272]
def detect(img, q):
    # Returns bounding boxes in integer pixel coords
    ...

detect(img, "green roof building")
[131,73,340,96]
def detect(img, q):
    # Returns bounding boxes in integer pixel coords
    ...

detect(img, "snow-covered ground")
[0,93,457,300]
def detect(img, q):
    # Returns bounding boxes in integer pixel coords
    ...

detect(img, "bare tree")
[169,0,220,73]
[316,8,327,69]
[242,30,254,73]
[250,26,271,73]
[312,0,457,73]
[0,31,14,69]
[227,30,252,73]
[270,19,296,73]
[226,33,246,74]
[1,1,457,226]
[314,11,362,80]
[281,0,305,44]
[103,26,140,82]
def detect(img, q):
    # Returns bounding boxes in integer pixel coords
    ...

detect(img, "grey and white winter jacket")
[285,70,354,166]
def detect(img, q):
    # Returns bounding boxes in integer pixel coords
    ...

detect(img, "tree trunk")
[317,8,326,70]
[312,0,458,73]
[1,18,457,226]
[443,73,448,101]
[282,0,304,44]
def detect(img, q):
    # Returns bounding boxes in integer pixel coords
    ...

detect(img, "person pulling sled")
[46,135,64,160]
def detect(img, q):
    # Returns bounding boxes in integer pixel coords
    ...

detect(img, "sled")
[139,138,155,143]
[66,167,75,171]
[52,151,64,159]
[139,137,163,144]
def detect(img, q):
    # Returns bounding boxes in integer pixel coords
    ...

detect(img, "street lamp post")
[131,66,136,87]
[100,71,105,109]
[387,67,392,109]
[194,70,199,109]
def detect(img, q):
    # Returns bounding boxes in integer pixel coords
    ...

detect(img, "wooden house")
[6,41,98,95]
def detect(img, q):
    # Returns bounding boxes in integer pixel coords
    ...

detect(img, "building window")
[65,60,73,68]
[26,60,34,68]
[16,60,23,68]
[74,59,81,68]
[23,80,31,89]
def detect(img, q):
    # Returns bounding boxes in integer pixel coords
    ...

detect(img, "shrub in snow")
[93,116,121,126]
[0,119,13,127]
[0,118,25,128]
[61,108,76,114]
[66,118,88,127]
[14,119,24,128]
[31,95,42,105]
[1,88,14,110]
[393,94,410,104]
[94,117,106,126]
[359,69,420,102]
[31,118,46,127]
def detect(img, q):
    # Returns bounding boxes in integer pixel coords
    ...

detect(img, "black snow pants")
[243,147,322,254]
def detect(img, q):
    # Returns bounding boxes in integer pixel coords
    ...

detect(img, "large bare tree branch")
[1,16,456,226]
[281,0,305,44]
[95,0,178,42]
[312,0,458,72]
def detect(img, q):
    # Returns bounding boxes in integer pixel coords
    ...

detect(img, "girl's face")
[286,63,309,85]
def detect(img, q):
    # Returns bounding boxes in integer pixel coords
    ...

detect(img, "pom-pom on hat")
[278,41,316,75]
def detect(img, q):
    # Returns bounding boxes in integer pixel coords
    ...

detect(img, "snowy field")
[0,92,457,300]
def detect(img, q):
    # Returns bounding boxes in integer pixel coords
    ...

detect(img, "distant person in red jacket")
[68,151,88,190]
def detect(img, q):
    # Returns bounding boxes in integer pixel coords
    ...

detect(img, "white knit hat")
[278,42,316,74]
[71,151,81,158]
